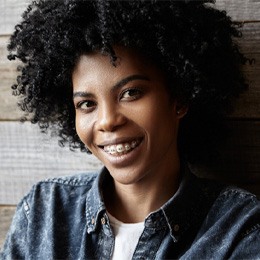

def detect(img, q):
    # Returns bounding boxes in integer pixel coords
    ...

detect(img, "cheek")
[139,99,175,129]
[144,102,178,139]
[75,114,93,146]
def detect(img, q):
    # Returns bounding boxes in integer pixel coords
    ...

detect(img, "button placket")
[101,217,106,225]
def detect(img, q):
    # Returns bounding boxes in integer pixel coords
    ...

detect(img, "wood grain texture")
[0,0,29,35]
[214,0,260,22]
[229,53,260,118]
[0,36,24,120]
[0,121,102,205]
[238,23,260,54]
[0,206,16,251]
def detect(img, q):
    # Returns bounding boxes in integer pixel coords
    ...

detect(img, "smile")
[102,139,142,156]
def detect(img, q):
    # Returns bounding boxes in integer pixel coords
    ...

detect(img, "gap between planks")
[0,206,16,251]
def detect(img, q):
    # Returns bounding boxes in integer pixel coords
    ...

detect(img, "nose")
[96,102,127,132]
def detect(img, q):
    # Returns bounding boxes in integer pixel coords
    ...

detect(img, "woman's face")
[72,46,183,186]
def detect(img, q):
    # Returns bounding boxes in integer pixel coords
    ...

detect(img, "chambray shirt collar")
[159,170,207,242]
[85,166,222,241]
[159,166,223,242]
[139,166,199,242]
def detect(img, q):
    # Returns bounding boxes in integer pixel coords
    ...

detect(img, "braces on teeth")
[104,140,138,155]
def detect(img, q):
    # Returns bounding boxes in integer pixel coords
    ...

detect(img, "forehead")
[72,46,167,91]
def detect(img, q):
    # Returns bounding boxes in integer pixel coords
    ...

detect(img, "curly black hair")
[8,0,247,166]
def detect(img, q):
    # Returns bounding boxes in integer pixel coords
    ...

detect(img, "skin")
[72,46,187,223]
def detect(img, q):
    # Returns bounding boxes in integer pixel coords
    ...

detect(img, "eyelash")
[120,88,143,101]
[75,100,96,111]
[75,88,143,112]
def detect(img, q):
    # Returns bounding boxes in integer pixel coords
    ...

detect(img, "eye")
[75,100,96,112]
[120,88,142,101]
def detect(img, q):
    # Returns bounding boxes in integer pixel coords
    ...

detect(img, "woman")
[1,0,259,259]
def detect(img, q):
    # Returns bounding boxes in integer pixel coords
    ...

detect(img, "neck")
[105,158,181,223]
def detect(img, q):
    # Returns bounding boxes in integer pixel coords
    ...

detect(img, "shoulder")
[201,182,260,238]
[21,171,100,217]
[217,186,259,231]
[32,172,98,191]
[40,171,99,187]
[186,175,259,235]
[0,171,102,259]
[196,177,259,216]
[213,186,259,218]
[35,171,98,189]
[31,171,99,195]
[181,176,260,259]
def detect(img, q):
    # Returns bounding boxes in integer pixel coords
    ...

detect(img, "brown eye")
[120,88,142,101]
[76,100,96,112]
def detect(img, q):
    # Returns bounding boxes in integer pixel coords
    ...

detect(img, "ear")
[175,102,188,119]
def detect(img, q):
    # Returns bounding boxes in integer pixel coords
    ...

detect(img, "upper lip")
[98,137,143,147]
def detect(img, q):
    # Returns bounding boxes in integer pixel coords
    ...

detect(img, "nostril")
[97,107,127,132]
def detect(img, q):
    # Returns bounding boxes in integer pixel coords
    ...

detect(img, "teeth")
[116,144,124,153]
[104,146,110,152]
[103,140,140,155]
[110,146,117,154]
[125,144,131,151]
[131,141,137,148]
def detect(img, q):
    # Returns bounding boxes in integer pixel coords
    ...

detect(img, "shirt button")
[174,224,180,232]
[146,218,153,224]
[91,217,95,225]
[101,217,106,225]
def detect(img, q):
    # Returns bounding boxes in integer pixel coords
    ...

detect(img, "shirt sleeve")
[0,198,29,259]
[229,227,260,259]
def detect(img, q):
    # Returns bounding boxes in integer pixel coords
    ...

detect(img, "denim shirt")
[1,167,260,260]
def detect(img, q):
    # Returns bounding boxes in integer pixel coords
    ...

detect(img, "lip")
[98,137,144,168]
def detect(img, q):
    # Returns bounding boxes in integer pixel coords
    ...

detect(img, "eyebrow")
[73,74,149,99]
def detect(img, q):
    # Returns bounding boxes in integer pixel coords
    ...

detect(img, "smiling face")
[72,46,184,186]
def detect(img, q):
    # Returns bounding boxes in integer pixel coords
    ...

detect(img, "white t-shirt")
[107,212,145,260]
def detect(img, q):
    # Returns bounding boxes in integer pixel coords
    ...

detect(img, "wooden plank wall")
[0,0,259,249]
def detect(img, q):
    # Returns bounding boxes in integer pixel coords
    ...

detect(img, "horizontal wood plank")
[0,36,24,120]
[0,0,259,36]
[0,121,102,205]
[214,0,260,22]
[230,52,260,119]
[0,206,16,251]
[0,1,29,35]
[1,120,260,205]
[238,23,260,54]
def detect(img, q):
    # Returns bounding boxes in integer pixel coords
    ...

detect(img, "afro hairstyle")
[7,0,248,165]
